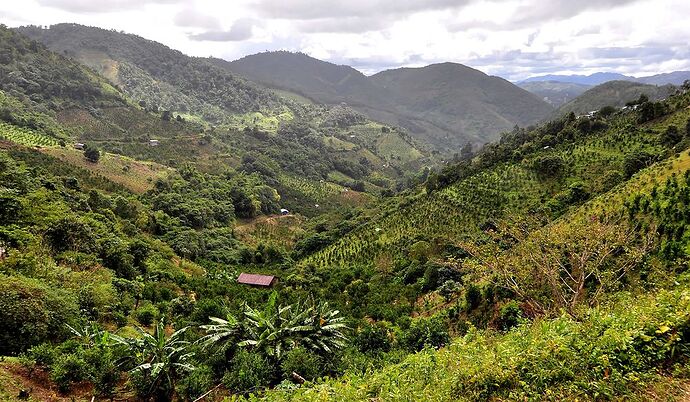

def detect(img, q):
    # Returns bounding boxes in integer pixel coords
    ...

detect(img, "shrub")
[136,304,158,326]
[465,284,482,311]
[25,343,57,367]
[50,353,89,393]
[84,145,100,163]
[402,316,450,352]
[280,347,322,381]
[177,365,214,401]
[497,301,523,331]
[222,349,275,393]
[0,275,79,355]
[355,324,391,354]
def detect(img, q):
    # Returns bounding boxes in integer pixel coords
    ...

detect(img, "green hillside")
[15,24,431,200]
[225,52,554,152]
[555,80,677,116]
[3,19,690,402]
[518,80,592,107]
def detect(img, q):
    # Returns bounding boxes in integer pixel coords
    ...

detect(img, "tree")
[84,145,100,163]
[530,154,564,178]
[460,216,655,315]
[460,142,473,160]
[660,125,682,147]
[128,319,195,401]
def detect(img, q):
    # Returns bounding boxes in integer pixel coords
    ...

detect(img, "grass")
[41,147,171,193]
[235,214,307,249]
[226,109,295,132]
[323,136,357,151]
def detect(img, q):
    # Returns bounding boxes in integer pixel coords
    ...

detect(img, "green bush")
[497,301,523,331]
[136,304,159,326]
[178,365,214,401]
[355,324,392,354]
[222,349,275,393]
[50,353,89,393]
[0,275,79,355]
[280,347,322,381]
[465,284,482,311]
[402,316,450,352]
[25,342,57,367]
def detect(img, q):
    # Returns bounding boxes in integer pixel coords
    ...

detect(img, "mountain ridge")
[225,51,554,151]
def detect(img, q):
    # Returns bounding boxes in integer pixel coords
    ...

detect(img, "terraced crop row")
[0,122,60,147]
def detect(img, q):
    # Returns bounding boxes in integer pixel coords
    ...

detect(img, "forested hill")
[370,62,554,146]
[17,23,283,119]
[0,25,125,110]
[4,19,690,402]
[220,51,387,107]
[224,52,554,151]
[555,80,677,116]
[6,24,431,212]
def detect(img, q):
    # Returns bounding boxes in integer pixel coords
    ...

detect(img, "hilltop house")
[148,139,160,147]
[237,273,276,287]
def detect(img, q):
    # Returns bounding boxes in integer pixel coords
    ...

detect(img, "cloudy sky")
[2,0,689,81]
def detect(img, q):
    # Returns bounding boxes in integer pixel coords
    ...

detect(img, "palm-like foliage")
[237,298,348,360]
[198,314,242,352]
[127,319,195,400]
[201,297,349,362]
[66,322,127,348]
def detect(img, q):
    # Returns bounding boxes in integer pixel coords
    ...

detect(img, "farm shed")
[237,273,276,287]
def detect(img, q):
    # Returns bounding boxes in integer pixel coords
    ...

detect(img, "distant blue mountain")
[520,71,690,86]
[520,72,632,86]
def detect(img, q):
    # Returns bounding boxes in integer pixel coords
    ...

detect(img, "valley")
[1,13,690,402]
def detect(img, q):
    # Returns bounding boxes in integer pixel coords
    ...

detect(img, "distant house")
[237,273,276,287]
[74,143,85,150]
[0,246,6,260]
[280,208,290,215]
[148,139,160,147]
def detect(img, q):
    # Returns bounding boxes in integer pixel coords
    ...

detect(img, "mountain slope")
[17,24,283,119]
[221,51,388,107]
[520,72,631,85]
[224,52,554,151]
[521,70,690,87]
[555,80,676,116]
[517,81,592,107]
[370,63,554,146]
[637,70,690,86]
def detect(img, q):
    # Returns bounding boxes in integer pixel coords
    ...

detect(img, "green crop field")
[0,122,60,147]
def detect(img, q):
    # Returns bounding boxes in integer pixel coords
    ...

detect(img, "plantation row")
[0,121,60,147]
[301,107,690,270]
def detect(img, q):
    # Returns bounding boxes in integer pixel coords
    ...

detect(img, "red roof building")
[237,273,276,287]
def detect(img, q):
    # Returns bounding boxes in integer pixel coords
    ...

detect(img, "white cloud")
[1,0,688,80]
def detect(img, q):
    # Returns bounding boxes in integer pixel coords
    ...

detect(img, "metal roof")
[237,273,275,286]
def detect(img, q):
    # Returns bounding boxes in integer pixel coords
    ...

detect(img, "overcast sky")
[2,0,689,81]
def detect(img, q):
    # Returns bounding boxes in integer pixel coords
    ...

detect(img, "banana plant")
[127,319,195,401]
[238,297,349,360]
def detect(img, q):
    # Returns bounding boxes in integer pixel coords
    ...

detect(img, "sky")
[2,0,689,81]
